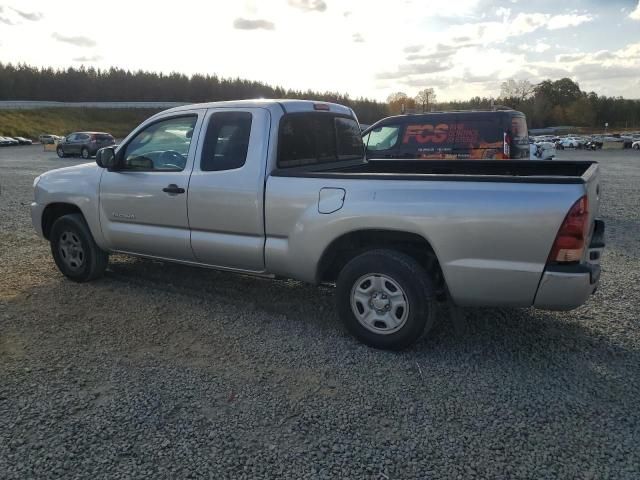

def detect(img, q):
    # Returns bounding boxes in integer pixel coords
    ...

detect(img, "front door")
[98,111,203,261]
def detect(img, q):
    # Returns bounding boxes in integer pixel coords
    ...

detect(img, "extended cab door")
[187,107,270,272]
[98,110,204,260]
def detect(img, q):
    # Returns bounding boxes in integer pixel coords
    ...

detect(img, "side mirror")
[96,147,117,169]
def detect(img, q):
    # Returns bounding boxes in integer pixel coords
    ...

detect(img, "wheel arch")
[41,203,83,240]
[316,229,446,296]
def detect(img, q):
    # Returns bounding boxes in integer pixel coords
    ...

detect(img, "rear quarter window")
[277,113,363,168]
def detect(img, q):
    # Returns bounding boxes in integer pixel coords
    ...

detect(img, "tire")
[81,147,90,159]
[56,146,66,158]
[336,249,436,350]
[634,144,639,150]
[50,213,108,282]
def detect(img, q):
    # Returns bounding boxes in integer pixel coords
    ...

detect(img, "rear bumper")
[534,264,600,310]
[534,219,604,311]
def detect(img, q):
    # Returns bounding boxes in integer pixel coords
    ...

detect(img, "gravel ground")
[1,145,639,479]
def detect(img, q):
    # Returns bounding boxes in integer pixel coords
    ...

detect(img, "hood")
[39,162,99,180]
[34,162,103,205]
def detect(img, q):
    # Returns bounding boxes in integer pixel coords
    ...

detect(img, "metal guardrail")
[0,101,187,110]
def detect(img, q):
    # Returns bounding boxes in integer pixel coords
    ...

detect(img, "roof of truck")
[162,99,355,116]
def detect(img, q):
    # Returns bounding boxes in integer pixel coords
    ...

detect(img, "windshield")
[277,113,364,168]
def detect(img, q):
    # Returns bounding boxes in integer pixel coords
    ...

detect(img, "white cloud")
[630,2,640,20]
[0,0,635,102]
[520,42,551,53]
[547,14,593,30]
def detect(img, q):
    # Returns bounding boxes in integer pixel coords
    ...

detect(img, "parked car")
[39,134,58,144]
[31,99,605,350]
[56,132,116,159]
[0,136,19,146]
[13,136,33,145]
[530,141,556,160]
[621,136,634,148]
[362,110,530,160]
[556,137,584,149]
[584,139,603,150]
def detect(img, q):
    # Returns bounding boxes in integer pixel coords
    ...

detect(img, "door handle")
[162,184,185,194]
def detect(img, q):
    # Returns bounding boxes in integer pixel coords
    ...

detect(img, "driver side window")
[363,125,401,152]
[122,115,197,171]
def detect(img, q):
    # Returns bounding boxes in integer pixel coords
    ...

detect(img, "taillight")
[548,195,589,264]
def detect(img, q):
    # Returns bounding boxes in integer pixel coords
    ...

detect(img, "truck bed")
[272,159,598,184]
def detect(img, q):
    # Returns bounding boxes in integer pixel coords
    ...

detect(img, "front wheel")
[81,147,90,159]
[56,146,65,158]
[634,144,640,150]
[50,213,109,282]
[336,249,436,350]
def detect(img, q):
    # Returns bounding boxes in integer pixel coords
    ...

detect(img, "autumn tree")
[386,91,415,115]
[386,92,409,103]
[415,88,437,112]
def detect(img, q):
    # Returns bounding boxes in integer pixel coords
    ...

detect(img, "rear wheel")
[81,147,90,159]
[56,146,65,158]
[336,249,436,350]
[50,214,108,282]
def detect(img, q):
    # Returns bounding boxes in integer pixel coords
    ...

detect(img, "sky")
[0,0,639,102]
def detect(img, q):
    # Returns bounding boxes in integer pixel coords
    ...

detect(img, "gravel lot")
[1,145,639,479]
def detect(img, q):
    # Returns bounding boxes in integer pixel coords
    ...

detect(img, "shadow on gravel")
[102,256,639,367]
[104,255,335,316]
[6,254,637,387]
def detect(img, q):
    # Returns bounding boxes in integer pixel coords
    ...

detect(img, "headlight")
[33,175,41,188]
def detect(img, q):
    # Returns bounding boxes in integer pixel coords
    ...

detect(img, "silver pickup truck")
[32,100,605,349]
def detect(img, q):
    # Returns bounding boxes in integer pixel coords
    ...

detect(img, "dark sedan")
[56,132,115,159]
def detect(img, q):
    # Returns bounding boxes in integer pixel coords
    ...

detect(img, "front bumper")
[534,219,604,311]
[31,202,45,238]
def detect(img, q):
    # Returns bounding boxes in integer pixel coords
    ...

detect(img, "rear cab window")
[277,113,364,168]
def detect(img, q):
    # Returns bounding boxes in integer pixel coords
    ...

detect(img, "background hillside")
[1,63,639,138]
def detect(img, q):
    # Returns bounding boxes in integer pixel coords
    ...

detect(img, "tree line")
[1,63,638,129]
[389,79,640,130]
[0,63,388,124]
